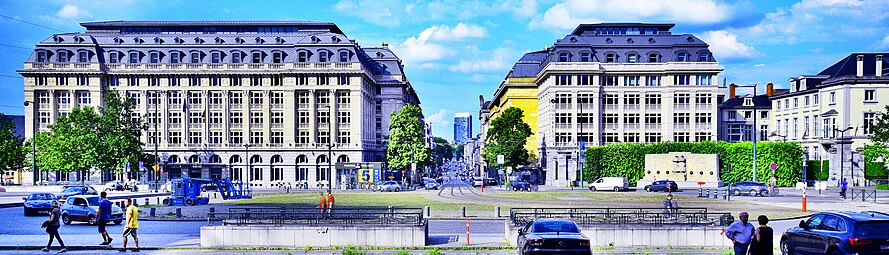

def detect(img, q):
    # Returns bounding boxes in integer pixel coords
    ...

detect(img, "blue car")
[56,186,99,201]
[23,193,57,216]
[60,195,123,225]
[780,211,889,255]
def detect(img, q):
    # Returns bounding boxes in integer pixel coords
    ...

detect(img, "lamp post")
[24,100,37,185]
[733,84,758,181]
[320,105,333,192]
[834,127,853,185]
[244,144,251,189]
[159,152,169,192]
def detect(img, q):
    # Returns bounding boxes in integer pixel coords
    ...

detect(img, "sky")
[1,0,888,141]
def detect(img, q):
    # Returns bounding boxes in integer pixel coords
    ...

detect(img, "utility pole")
[835,127,852,186]
[24,101,37,185]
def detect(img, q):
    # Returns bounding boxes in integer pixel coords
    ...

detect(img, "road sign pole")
[802,186,807,212]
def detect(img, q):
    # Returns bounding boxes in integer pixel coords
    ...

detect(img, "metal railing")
[210,207,425,226]
[850,189,878,203]
[509,207,731,227]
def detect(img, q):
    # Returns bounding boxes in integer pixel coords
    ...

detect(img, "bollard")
[424,206,431,218]
[461,206,466,218]
[495,206,501,218]
[156,197,160,205]
[144,198,149,206]
[802,187,807,212]
[176,208,182,218]
[465,217,471,246]
[706,189,710,198]
[723,190,727,200]
[714,189,718,199]
[699,188,703,197]
[149,207,156,218]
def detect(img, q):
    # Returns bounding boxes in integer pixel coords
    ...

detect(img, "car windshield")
[533,221,580,233]
[85,197,101,206]
[28,194,53,200]
[855,221,889,236]
[62,187,82,193]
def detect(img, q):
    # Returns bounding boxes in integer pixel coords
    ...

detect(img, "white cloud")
[754,64,766,67]
[530,0,734,30]
[878,35,889,50]
[426,108,449,126]
[393,23,488,66]
[429,23,488,41]
[702,30,758,62]
[333,0,401,27]
[510,0,538,18]
[742,0,889,44]
[56,4,91,19]
[449,47,522,73]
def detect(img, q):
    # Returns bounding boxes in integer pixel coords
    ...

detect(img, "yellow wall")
[488,77,539,160]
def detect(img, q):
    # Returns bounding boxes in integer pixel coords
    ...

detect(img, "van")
[588,177,629,192]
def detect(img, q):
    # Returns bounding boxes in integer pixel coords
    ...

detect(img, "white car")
[588,177,629,192]
[377,181,402,192]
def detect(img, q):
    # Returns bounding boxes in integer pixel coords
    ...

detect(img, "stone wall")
[201,224,427,247]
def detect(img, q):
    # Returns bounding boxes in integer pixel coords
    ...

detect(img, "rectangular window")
[695,132,711,142]
[37,51,48,62]
[628,54,638,63]
[318,75,329,85]
[649,54,658,63]
[170,52,179,64]
[78,51,88,62]
[58,51,68,62]
[250,112,263,125]
[865,112,877,135]
[675,75,691,85]
[148,52,158,63]
[337,75,350,85]
[603,76,618,86]
[695,113,712,124]
[580,53,590,62]
[794,98,799,108]
[645,76,661,86]
[295,74,308,85]
[229,131,242,145]
[77,75,88,86]
[814,94,819,104]
[191,52,200,63]
[340,51,349,62]
[78,91,90,105]
[188,131,202,145]
[338,111,351,125]
[169,75,179,86]
[674,132,690,142]
[230,112,243,125]
[252,52,261,63]
[602,133,618,145]
[338,131,351,145]
[645,133,661,143]
[271,75,282,86]
[168,131,181,145]
[830,92,836,104]
[209,131,223,145]
[559,52,570,62]
[250,131,263,145]
[211,52,220,63]
[677,53,688,62]
[298,52,307,62]
[272,52,282,63]
[108,52,118,63]
[555,75,572,86]
[698,53,709,62]
[270,131,283,145]
[319,51,328,62]
[232,52,241,64]
[605,54,615,63]
[695,75,712,85]
[793,118,799,138]
[129,52,139,63]
[624,76,640,86]
[865,90,876,101]
[577,75,592,85]
[128,76,138,86]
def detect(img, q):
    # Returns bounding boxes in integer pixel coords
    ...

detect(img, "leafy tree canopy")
[482,107,532,168]
[0,114,26,172]
[386,105,430,170]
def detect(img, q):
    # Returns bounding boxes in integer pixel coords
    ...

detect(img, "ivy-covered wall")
[583,141,804,187]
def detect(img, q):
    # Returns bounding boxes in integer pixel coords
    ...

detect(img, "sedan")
[517,219,591,255]
[56,186,98,201]
[23,193,57,216]
[644,180,679,192]
[781,211,889,255]
[730,181,769,196]
[60,195,123,225]
[484,178,499,186]
[377,181,402,192]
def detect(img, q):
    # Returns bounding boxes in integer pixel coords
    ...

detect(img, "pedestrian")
[663,194,675,219]
[318,191,328,220]
[96,191,113,245]
[841,178,848,199]
[42,201,66,253]
[326,190,335,220]
[748,215,774,255]
[118,198,140,252]
[724,212,755,255]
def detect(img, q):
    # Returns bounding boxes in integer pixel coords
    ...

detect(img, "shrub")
[342,245,364,255]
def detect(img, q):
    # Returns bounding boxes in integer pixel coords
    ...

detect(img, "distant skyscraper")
[454,113,472,144]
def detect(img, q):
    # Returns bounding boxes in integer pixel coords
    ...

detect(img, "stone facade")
[642,152,721,187]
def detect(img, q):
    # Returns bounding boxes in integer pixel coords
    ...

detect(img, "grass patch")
[226,192,494,212]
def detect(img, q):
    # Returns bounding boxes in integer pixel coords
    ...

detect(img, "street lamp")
[320,105,333,193]
[733,84,758,181]
[244,144,251,189]
[159,152,170,192]
[24,100,37,185]
[835,127,853,185]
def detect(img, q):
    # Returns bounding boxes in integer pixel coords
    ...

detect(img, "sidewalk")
[0,233,199,249]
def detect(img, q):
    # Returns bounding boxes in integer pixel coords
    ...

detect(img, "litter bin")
[719,214,735,226]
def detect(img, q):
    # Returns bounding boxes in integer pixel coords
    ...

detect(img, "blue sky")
[1,0,888,141]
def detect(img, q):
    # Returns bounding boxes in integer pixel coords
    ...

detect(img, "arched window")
[168,155,180,164]
[337,155,349,163]
[272,51,284,63]
[676,52,690,62]
[558,52,570,62]
[188,155,201,164]
[231,51,243,64]
[169,51,182,64]
[229,155,243,181]
[297,50,309,62]
[339,50,350,62]
[296,155,308,164]
[318,50,329,62]
[251,51,263,63]
[128,51,140,63]
[270,155,283,181]
[211,51,221,64]
[229,155,242,164]
[209,155,221,164]
[77,50,90,63]
[579,51,592,62]
[57,50,70,62]
[148,51,161,64]
[316,155,328,164]
[190,51,201,63]
[250,155,262,164]
[627,53,639,63]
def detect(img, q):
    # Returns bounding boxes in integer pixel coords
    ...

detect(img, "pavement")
[0,249,735,254]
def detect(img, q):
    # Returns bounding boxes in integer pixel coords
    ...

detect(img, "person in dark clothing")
[43,201,66,253]
[96,192,113,245]
[749,215,774,255]
[840,178,848,199]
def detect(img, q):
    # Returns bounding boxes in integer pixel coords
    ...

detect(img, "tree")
[97,93,147,178]
[35,107,103,184]
[865,104,889,178]
[385,105,430,182]
[0,114,26,174]
[430,137,454,167]
[482,107,532,169]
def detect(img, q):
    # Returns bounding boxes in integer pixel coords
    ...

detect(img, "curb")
[772,213,815,221]
[140,218,206,222]
[0,246,167,251]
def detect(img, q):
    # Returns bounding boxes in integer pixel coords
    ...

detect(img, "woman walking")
[43,201,66,253]
[749,215,773,255]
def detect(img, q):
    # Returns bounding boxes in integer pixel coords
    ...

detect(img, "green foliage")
[864,105,889,173]
[34,107,103,181]
[386,105,430,171]
[0,114,26,172]
[341,245,365,255]
[806,160,830,181]
[426,248,442,255]
[430,137,454,166]
[584,141,804,186]
[395,251,411,255]
[877,184,889,190]
[455,143,465,160]
[482,107,532,169]
[97,93,147,176]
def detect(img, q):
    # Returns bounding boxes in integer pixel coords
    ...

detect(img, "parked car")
[200,184,218,192]
[0,186,6,192]
[103,181,125,192]
[780,211,889,255]
[588,177,629,192]
[729,181,769,196]
[644,180,679,192]
[473,179,484,187]
[517,219,591,255]
[377,181,402,192]
[484,178,499,186]
[60,195,123,225]
[56,186,99,201]
[424,182,439,190]
[509,179,538,192]
[23,193,57,216]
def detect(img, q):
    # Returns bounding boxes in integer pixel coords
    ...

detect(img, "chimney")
[766,83,774,97]
[729,83,737,98]
[856,55,864,77]
[381,42,389,49]
[877,55,884,77]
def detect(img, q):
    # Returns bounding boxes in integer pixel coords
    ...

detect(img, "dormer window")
[134,37,144,44]
[232,52,241,64]
[235,37,244,44]
[194,37,204,44]
[114,37,123,44]
[74,36,84,43]
[580,52,591,62]
[211,52,221,64]
[686,36,695,42]
[275,37,285,44]
[53,36,63,43]
[698,52,710,62]
[648,38,656,43]
[298,51,308,62]
[215,37,224,44]
[744,98,753,106]
[252,52,261,63]
[569,37,577,43]
[129,52,139,63]
[174,37,184,44]
[677,52,689,62]
[37,51,48,62]
[311,36,320,44]
[150,52,160,63]
[627,53,638,63]
[109,52,119,64]
[558,52,570,62]
[605,53,615,63]
[78,51,89,62]
[319,51,329,62]
[255,37,264,44]
[57,51,68,62]
[339,51,349,62]
[649,53,658,63]
[605,38,613,44]
[191,52,200,63]
[331,36,341,43]
[376,52,384,58]
[154,37,163,44]
[627,38,634,44]
[272,52,283,63]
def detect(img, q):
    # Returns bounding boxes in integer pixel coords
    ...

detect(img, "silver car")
[377,181,402,192]
[60,195,123,225]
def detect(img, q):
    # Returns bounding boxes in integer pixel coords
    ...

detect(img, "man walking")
[725,212,755,255]
[841,178,848,199]
[326,190,335,220]
[318,191,328,220]
[96,192,113,245]
[663,195,676,219]
[118,198,140,252]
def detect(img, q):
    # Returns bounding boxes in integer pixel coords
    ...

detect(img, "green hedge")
[583,141,803,187]
[806,160,830,181]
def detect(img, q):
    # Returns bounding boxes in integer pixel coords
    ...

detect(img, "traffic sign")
[769,162,778,171]
[125,161,130,170]
[497,155,504,164]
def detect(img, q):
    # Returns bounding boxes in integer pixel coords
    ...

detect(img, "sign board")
[815,181,828,191]
[411,162,416,172]
[497,155,505,164]
[579,141,585,150]
[153,164,160,172]
[125,161,130,170]
[357,168,374,183]
[139,161,144,171]
[769,162,778,171]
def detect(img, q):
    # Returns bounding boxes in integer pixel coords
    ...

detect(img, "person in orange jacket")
[318,191,328,220]
[326,190,335,219]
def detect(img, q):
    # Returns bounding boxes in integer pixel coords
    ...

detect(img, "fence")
[850,189,878,203]
[209,207,425,226]
[509,207,732,227]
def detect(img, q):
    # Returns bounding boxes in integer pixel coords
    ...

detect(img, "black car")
[510,179,538,192]
[200,184,218,192]
[644,180,678,192]
[517,219,591,255]
[484,178,499,186]
[23,193,57,216]
[781,211,889,255]
[730,181,769,196]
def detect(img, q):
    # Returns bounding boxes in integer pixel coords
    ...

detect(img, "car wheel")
[780,238,793,255]
[23,208,31,216]
[525,187,532,192]
[749,190,758,197]
[61,214,71,225]
[614,187,621,192]
[88,215,96,225]
[589,186,597,192]
[644,187,650,192]
[201,187,207,192]
[827,248,841,255]
[663,187,670,192]
[759,190,768,197]
[513,187,519,191]
[185,198,195,206]
[104,188,111,192]
[732,189,741,196]
[162,198,172,206]
[113,220,123,225]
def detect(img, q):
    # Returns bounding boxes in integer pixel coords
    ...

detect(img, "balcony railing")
[554,123,571,130]
[603,123,619,130]
[23,62,101,71]
[623,123,641,130]
[94,62,365,72]
[209,104,223,109]
[624,105,640,111]
[209,123,223,129]
[270,123,283,129]
[249,104,263,109]
[337,103,351,109]
[645,105,661,111]
[318,123,330,129]
[298,123,309,129]
[338,123,351,129]
[188,123,203,129]
[230,123,242,129]
[249,123,263,129]
[674,104,690,111]
[696,104,712,110]
[645,123,662,130]
[695,123,712,130]
[604,105,619,111]
[674,123,690,130]
[230,103,242,109]
[169,123,181,129]
[270,104,283,109]
[298,103,310,109]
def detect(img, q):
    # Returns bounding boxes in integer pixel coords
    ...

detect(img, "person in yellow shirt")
[118,198,140,252]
